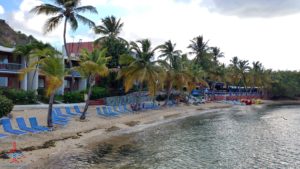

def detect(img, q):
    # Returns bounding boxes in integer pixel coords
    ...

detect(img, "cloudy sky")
[0,0,300,70]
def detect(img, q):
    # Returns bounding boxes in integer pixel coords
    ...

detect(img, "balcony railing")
[0,63,23,71]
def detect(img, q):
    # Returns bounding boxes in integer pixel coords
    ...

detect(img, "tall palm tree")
[188,35,209,65]
[250,61,263,91]
[20,56,65,127]
[30,0,98,89]
[75,48,110,120]
[210,47,224,63]
[94,16,125,43]
[237,59,250,90]
[118,39,165,108]
[159,40,182,67]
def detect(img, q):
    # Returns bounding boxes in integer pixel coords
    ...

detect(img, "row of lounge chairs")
[96,102,161,117]
[0,105,82,138]
[0,103,163,138]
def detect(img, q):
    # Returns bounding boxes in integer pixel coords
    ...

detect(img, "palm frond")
[75,6,98,14]
[43,14,64,33]
[75,14,95,28]
[30,4,63,15]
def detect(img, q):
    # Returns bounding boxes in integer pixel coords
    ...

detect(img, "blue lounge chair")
[74,105,82,114]
[65,107,79,116]
[102,107,119,116]
[29,117,51,131]
[123,105,133,112]
[16,117,42,133]
[96,107,118,117]
[1,118,27,135]
[0,133,8,138]
[118,105,131,113]
[113,105,121,113]
[107,106,120,115]
[54,108,72,117]
[52,111,69,122]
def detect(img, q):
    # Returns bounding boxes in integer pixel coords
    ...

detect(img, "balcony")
[0,63,23,72]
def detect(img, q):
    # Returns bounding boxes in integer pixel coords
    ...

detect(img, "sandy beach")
[0,102,233,169]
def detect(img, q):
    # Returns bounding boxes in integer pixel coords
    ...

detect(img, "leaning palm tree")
[30,0,98,89]
[20,56,65,127]
[94,16,125,43]
[118,39,165,109]
[74,48,110,120]
[188,35,209,64]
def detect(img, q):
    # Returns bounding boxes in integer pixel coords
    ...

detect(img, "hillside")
[0,19,37,47]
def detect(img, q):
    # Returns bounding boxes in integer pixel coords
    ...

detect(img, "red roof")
[65,42,95,55]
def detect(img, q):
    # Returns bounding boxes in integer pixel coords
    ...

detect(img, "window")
[38,79,45,88]
[0,77,8,87]
[64,80,70,88]
[0,56,8,64]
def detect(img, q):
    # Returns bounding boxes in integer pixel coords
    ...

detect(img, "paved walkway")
[13,103,86,111]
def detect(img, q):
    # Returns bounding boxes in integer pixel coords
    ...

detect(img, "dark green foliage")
[0,96,13,118]
[269,71,300,99]
[1,89,37,104]
[63,91,84,103]
[90,87,109,100]
[101,37,129,68]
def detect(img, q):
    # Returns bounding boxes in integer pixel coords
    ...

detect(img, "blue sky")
[1,0,300,70]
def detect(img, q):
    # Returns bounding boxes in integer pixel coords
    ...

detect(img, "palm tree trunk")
[63,17,75,91]
[164,82,173,106]
[80,76,94,120]
[47,93,55,127]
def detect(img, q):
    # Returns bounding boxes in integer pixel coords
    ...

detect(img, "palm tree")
[159,41,188,105]
[20,56,65,127]
[75,48,110,120]
[210,47,224,63]
[237,59,250,90]
[94,16,125,43]
[188,35,209,65]
[30,0,98,89]
[28,48,60,88]
[118,39,165,109]
[250,61,263,92]
[159,40,182,67]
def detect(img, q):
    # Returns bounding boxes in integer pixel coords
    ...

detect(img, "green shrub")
[2,89,37,104]
[63,91,84,103]
[90,87,109,100]
[0,96,13,118]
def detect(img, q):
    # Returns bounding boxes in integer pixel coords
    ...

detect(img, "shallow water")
[43,104,300,169]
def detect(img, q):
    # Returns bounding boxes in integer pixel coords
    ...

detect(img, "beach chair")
[107,106,120,115]
[123,105,133,113]
[1,118,27,135]
[16,117,42,133]
[29,117,51,131]
[0,133,8,138]
[54,107,72,118]
[118,105,131,113]
[96,107,118,117]
[65,107,79,116]
[52,110,69,122]
[74,105,82,114]
[113,105,121,113]
[102,107,119,116]
[65,107,78,116]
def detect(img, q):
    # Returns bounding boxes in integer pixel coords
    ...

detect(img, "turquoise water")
[42,104,300,169]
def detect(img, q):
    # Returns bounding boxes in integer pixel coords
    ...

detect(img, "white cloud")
[0,5,4,14]
[3,0,300,70]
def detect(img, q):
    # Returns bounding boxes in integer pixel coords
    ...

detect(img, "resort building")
[0,45,27,90]
[60,41,95,94]
[0,41,96,94]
